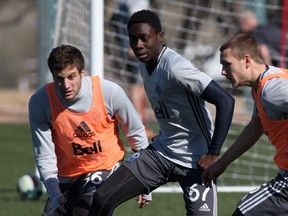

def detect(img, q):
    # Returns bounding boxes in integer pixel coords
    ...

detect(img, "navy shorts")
[42,163,120,216]
[123,146,217,215]
[234,171,288,215]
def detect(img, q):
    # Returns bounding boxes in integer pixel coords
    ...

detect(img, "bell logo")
[72,140,102,155]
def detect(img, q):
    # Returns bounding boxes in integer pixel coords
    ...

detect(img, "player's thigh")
[42,164,121,215]
[177,168,217,216]
[124,146,175,192]
[75,164,121,209]
[235,175,288,215]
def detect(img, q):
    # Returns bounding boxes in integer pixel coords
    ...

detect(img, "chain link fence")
[0,0,286,123]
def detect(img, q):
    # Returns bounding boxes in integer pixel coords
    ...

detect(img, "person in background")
[202,33,288,215]
[237,10,285,67]
[110,0,155,138]
[28,44,149,216]
[89,10,235,216]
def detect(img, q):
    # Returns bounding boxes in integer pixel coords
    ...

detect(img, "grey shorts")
[235,171,288,215]
[123,145,217,215]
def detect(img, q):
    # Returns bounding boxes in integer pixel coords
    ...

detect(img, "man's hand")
[137,193,152,208]
[201,160,227,188]
[53,195,67,216]
[198,154,219,169]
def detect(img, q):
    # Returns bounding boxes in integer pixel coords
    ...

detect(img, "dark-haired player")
[29,44,149,216]
[89,9,234,216]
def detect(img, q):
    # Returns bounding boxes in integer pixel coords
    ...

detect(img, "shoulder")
[100,78,125,95]
[161,48,191,75]
[29,85,51,122]
[263,66,288,82]
[29,85,49,108]
[261,67,288,105]
[100,78,128,105]
[162,47,212,82]
[162,47,203,74]
[162,47,190,66]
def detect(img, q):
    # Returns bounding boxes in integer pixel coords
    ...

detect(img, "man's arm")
[202,114,264,187]
[101,79,149,151]
[28,89,64,212]
[101,79,151,207]
[197,80,235,169]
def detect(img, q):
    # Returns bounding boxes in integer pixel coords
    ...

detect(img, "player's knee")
[90,191,112,215]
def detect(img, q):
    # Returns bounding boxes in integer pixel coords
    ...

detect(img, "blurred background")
[0,0,287,124]
[0,1,287,204]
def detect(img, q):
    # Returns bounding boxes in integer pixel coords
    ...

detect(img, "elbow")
[225,92,235,108]
[222,93,235,111]
[229,95,235,110]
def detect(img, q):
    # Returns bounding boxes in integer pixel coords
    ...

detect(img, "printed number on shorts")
[84,171,103,186]
[189,183,210,202]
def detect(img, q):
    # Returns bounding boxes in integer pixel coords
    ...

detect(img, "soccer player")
[110,0,155,139]
[28,44,149,216]
[89,10,234,216]
[202,34,288,215]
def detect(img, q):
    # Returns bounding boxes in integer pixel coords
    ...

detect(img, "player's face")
[128,23,164,66]
[220,48,247,89]
[53,66,84,101]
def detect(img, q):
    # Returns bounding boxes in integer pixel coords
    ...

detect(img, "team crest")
[155,82,161,96]
[126,151,141,161]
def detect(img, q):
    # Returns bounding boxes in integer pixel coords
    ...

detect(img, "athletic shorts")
[42,163,120,216]
[123,145,217,216]
[234,170,288,215]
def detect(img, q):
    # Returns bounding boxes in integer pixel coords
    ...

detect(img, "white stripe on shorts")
[239,177,288,214]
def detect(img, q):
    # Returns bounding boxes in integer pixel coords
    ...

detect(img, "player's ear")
[80,69,85,77]
[244,54,251,69]
[158,31,164,42]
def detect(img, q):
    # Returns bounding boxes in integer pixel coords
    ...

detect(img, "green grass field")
[0,123,247,215]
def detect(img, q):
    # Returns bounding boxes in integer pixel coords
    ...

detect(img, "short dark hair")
[47,44,85,75]
[127,9,162,33]
[220,34,264,64]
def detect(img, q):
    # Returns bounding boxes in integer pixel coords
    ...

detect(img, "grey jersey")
[253,66,288,120]
[139,47,213,168]
[29,76,148,183]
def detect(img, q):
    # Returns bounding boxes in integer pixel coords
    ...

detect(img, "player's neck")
[145,45,167,75]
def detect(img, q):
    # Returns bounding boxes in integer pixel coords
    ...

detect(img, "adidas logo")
[73,121,96,137]
[199,203,210,212]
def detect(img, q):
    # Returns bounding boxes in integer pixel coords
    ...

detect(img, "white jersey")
[139,46,214,168]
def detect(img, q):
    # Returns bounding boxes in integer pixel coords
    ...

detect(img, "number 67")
[189,183,210,202]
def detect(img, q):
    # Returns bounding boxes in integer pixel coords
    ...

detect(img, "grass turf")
[0,123,246,215]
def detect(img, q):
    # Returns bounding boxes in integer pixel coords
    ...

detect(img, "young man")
[110,0,155,139]
[28,44,149,216]
[89,10,234,216]
[202,34,288,215]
